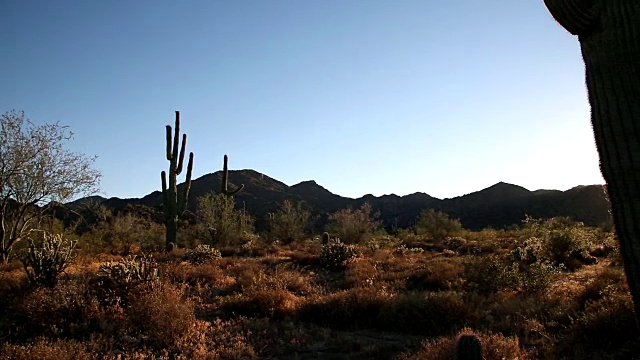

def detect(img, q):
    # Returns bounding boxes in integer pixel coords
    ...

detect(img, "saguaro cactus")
[221,154,243,196]
[161,111,194,251]
[543,0,640,325]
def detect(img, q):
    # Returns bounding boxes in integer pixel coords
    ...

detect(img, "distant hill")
[69,170,611,232]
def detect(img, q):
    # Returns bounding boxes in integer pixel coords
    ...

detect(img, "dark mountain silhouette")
[69,169,611,232]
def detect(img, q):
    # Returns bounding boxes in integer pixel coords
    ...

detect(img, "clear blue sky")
[0,0,604,200]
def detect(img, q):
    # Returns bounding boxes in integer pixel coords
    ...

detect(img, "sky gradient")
[0,0,604,200]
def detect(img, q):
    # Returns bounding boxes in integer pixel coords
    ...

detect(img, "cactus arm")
[177,134,186,175]
[161,171,168,208]
[165,126,172,160]
[178,152,194,214]
[543,0,600,35]
[222,154,229,193]
[172,111,180,164]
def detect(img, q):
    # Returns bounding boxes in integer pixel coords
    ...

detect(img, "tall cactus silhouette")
[161,111,194,251]
[221,154,243,196]
[543,0,640,325]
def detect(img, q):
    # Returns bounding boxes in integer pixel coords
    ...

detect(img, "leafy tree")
[196,193,253,246]
[414,209,463,241]
[267,200,312,244]
[0,111,101,262]
[326,202,382,244]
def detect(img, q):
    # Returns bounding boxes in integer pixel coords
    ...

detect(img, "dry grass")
[1,228,638,359]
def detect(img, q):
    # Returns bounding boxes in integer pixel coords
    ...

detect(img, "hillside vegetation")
[1,206,638,359]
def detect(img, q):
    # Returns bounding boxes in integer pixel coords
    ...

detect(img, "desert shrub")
[0,338,92,360]
[21,231,77,288]
[396,327,526,360]
[465,255,559,294]
[326,202,382,244]
[415,209,463,241]
[394,244,425,255]
[126,282,197,351]
[521,216,599,270]
[11,282,105,340]
[575,267,626,310]
[184,244,222,265]
[378,291,473,336]
[266,200,312,244]
[218,289,300,319]
[405,260,464,291]
[298,287,393,330]
[93,254,159,307]
[98,254,159,286]
[556,293,639,359]
[319,239,358,270]
[196,193,255,246]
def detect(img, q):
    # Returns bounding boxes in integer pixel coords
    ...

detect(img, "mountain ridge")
[70,170,610,231]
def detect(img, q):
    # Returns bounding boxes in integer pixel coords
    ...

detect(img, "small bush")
[319,239,358,270]
[184,244,222,265]
[465,255,559,294]
[12,282,105,340]
[397,327,526,360]
[521,216,598,270]
[0,338,92,360]
[378,291,472,336]
[126,282,197,351]
[557,293,639,359]
[21,232,77,288]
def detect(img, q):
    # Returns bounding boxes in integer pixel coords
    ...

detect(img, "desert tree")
[414,209,463,241]
[197,193,253,246]
[267,200,312,244]
[0,110,101,262]
[326,202,382,244]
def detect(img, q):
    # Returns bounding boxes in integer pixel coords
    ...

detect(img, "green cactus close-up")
[544,0,640,325]
[161,111,194,251]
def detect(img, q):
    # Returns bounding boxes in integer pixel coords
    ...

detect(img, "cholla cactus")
[454,334,483,360]
[21,232,77,288]
[99,254,159,286]
[319,238,357,270]
[184,245,222,265]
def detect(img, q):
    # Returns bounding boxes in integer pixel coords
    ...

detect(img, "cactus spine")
[454,334,483,360]
[221,154,243,196]
[161,111,194,251]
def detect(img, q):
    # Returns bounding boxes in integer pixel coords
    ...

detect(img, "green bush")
[266,200,312,244]
[521,216,599,270]
[325,203,382,244]
[196,193,254,246]
[465,255,559,294]
[415,209,463,241]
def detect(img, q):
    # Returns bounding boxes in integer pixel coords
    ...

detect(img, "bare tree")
[0,110,101,262]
